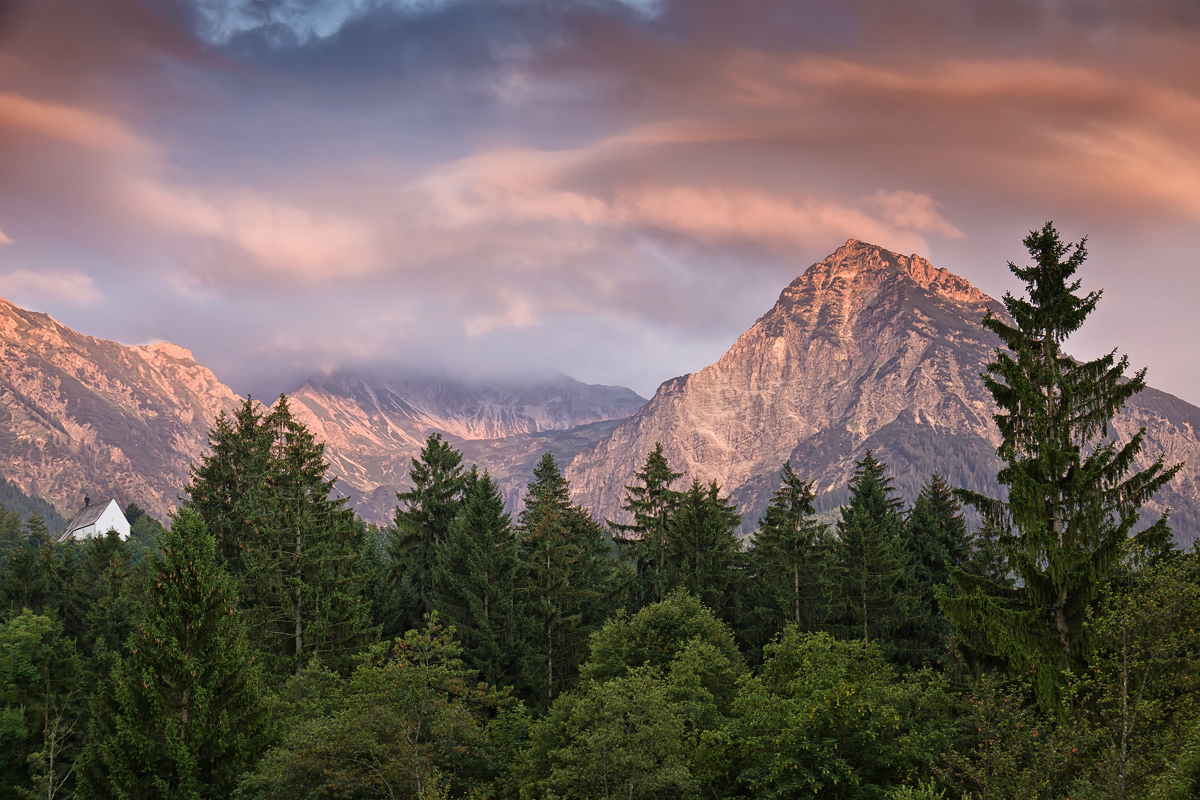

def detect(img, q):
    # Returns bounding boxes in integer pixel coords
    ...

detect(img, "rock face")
[0,298,242,522]
[565,240,1200,546]
[287,374,646,523]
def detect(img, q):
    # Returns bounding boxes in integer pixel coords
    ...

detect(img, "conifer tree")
[945,222,1179,708]
[747,463,832,640]
[389,433,468,634]
[666,478,741,615]
[516,452,612,708]
[79,509,268,800]
[904,473,969,659]
[612,443,682,607]
[186,397,274,572]
[186,396,370,678]
[0,503,25,568]
[21,513,48,547]
[433,467,520,687]
[253,397,368,675]
[829,452,918,655]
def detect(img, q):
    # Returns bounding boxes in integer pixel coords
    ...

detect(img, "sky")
[0,0,1198,403]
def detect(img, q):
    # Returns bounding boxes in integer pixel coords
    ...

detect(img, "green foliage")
[829,452,920,660]
[515,452,614,709]
[721,629,962,800]
[665,479,742,617]
[903,473,969,665]
[521,667,699,800]
[79,509,269,800]
[1080,550,1200,798]
[941,675,1097,800]
[433,468,520,687]
[186,398,275,573]
[125,513,164,565]
[238,616,501,800]
[390,433,469,636]
[948,222,1180,710]
[186,396,371,679]
[0,610,84,799]
[0,505,24,568]
[582,591,745,711]
[744,462,832,656]
[612,443,683,607]
[525,593,745,799]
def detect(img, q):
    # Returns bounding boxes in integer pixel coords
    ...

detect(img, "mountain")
[564,240,1200,547]
[286,373,647,523]
[0,297,241,523]
[0,293,646,527]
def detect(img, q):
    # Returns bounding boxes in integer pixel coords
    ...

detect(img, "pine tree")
[432,467,520,687]
[389,433,468,635]
[945,222,1180,708]
[22,513,49,547]
[186,398,274,573]
[516,452,613,708]
[254,397,369,675]
[665,478,741,615]
[904,473,969,661]
[747,463,832,641]
[79,509,268,800]
[828,452,918,654]
[612,443,682,607]
[186,396,371,678]
[0,503,23,567]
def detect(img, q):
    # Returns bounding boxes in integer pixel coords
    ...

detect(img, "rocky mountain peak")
[566,240,1200,545]
[779,239,993,311]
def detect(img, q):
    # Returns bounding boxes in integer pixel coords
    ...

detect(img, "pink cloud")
[0,269,102,307]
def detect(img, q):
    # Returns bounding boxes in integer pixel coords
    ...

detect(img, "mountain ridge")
[565,240,1200,546]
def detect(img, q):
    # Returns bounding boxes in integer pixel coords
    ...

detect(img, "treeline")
[1,222,1199,799]
[0,403,1196,799]
[0,475,68,534]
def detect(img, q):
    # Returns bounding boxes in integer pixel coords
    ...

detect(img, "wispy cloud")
[0,269,102,307]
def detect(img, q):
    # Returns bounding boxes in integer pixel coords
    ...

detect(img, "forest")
[1,224,1198,800]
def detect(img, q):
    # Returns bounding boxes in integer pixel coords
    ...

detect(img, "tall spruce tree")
[186,398,274,573]
[829,452,919,655]
[747,463,832,641]
[259,397,368,674]
[432,467,520,687]
[904,472,970,661]
[79,509,268,800]
[612,443,683,607]
[516,452,612,708]
[665,478,741,616]
[945,222,1179,708]
[186,396,370,678]
[389,433,468,635]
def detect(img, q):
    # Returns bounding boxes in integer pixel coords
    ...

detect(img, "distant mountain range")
[0,294,645,525]
[565,240,1200,547]
[286,374,646,522]
[0,239,1197,545]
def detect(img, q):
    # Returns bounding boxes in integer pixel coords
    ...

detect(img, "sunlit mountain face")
[566,240,1200,547]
